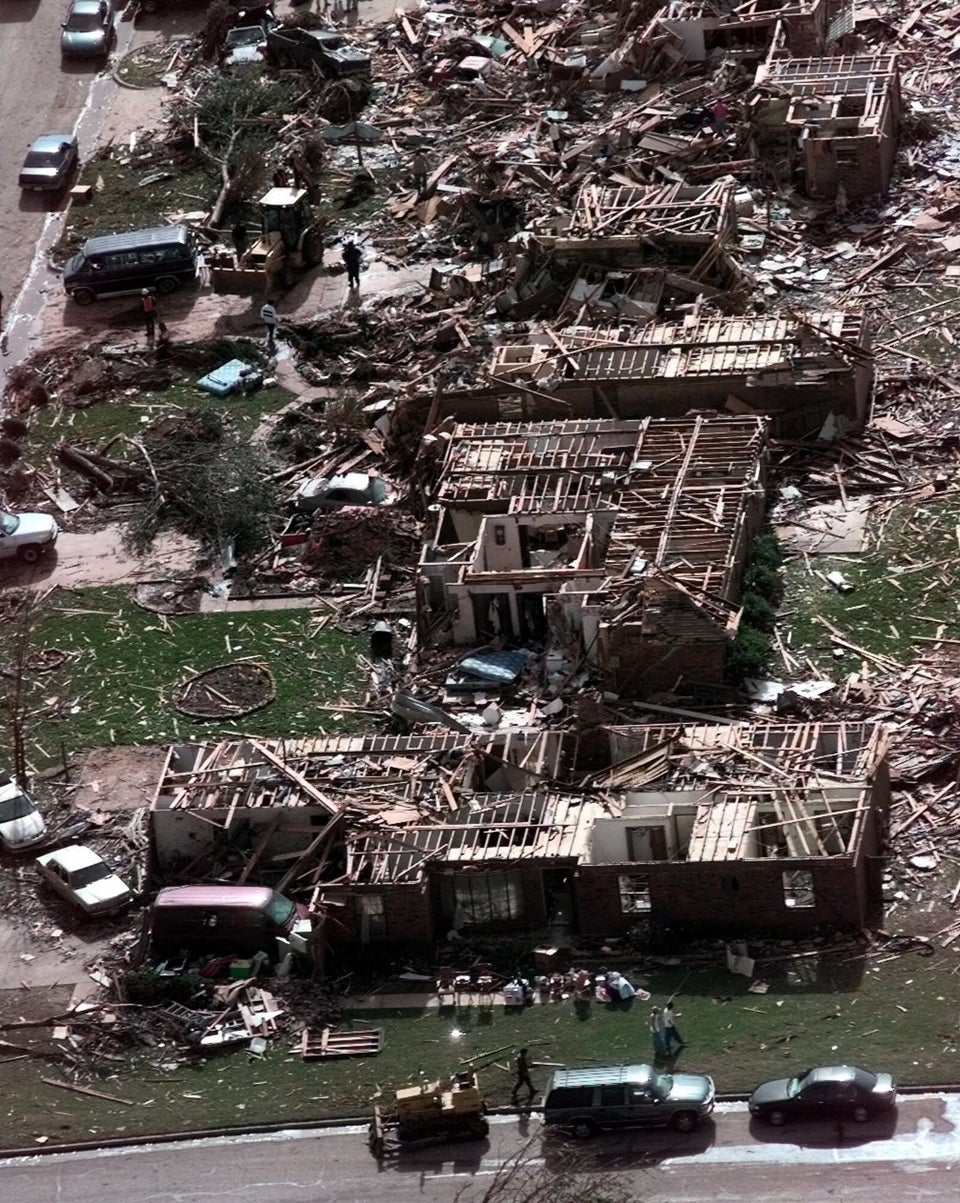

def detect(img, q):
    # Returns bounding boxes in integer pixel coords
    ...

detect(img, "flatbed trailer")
[367,1070,489,1159]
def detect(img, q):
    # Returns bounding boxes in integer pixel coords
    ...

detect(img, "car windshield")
[24,150,63,169]
[787,1072,812,1097]
[69,862,112,889]
[0,792,34,823]
[65,12,103,30]
[228,27,264,44]
[266,892,296,927]
[651,1073,672,1099]
[0,511,18,535]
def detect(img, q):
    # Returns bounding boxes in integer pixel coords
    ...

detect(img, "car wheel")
[852,1106,870,1123]
[766,1110,787,1126]
[17,545,42,565]
[671,1111,698,1134]
[571,1120,596,1140]
[155,275,180,295]
[72,288,96,306]
[467,1118,488,1140]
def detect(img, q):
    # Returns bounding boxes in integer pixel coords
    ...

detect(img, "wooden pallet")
[301,1026,383,1060]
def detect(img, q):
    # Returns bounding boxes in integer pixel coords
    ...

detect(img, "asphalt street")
[0,0,102,305]
[0,1096,959,1202]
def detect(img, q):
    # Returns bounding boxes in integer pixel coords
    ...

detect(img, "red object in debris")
[279,531,308,547]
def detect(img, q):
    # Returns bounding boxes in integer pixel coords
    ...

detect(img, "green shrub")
[123,968,207,1006]
[740,590,775,632]
[744,532,785,604]
[726,625,771,684]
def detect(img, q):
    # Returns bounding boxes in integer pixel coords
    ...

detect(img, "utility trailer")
[368,1070,489,1159]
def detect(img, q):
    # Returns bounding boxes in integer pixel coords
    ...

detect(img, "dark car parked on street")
[749,1065,897,1126]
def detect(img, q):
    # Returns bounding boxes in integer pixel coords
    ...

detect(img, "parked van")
[542,1064,715,1139]
[63,225,199,305]
[148,884,311,961]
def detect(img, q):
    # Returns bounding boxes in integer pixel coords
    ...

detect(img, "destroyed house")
[148,730,564,880]
[542,180,746,291]
[326,718,888,947]
[487,311,872,438]
[575,719,891,936]
[752,53,901,199]
[419,415,767,695]
[147,722,888,951]
[653,0,850,62]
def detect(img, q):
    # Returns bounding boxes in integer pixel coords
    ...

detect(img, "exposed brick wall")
[577,855,872,938]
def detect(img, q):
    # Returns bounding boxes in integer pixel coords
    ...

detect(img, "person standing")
[342,239,362,290]
[0,286,4,325]
[511,1047,536,1103]
[711,96,729,137]
[663,1001,684,1053]
[233,222,249,263]
[649,1007,666,1059]
[412,150,429,197]
[260,300,278,351]
[835,181,848,219]
[141,289,157,340]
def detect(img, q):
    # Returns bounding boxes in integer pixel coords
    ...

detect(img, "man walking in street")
[511,1047,536,1103]
[260,300,278,351]
[141,289,157,340]
[342,239,362,290]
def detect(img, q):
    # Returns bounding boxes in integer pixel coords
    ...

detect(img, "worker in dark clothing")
[511,1047,536,1102]
[342,240,362,290]
[412,151,429,197]
[233,222,249,263]
[272,167,290,188]
[141,289,157,340]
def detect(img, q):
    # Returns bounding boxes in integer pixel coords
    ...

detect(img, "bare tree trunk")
[206,128,242,231]
[4,591,39,788]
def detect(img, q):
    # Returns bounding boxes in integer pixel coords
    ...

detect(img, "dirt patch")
[9,525,200,591]
[72,745,170,815]
[174,659,276,718]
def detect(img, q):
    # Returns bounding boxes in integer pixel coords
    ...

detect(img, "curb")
[0,1084,951,1160]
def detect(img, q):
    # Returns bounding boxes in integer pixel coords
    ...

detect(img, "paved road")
[0,0,106,305]
[1,1097,959,1202]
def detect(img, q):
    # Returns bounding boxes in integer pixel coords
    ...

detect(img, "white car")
[36,845,133,915]
[294,472,391,514]
[0,509,59,564]
[0,775,47,852]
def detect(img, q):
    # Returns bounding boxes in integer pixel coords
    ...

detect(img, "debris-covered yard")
[5,0,960,1153]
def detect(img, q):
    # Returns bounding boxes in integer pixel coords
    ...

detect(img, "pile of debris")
[302,507,421,584]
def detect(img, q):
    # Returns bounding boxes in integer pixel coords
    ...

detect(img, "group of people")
[649,1002,685,1058]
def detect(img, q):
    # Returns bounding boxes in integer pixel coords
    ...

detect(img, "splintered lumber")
[41,1077,135,1106]
[247,740,337,814]
[301,1027,383,1059]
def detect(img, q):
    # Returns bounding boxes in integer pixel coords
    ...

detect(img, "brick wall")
[577,855,871,938]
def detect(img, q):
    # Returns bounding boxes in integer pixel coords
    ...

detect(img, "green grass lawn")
[1,946,957,1148]
[780,489,960,670]
[56,151,219,265]
[28,379,292,465]
[15,588,370,771]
